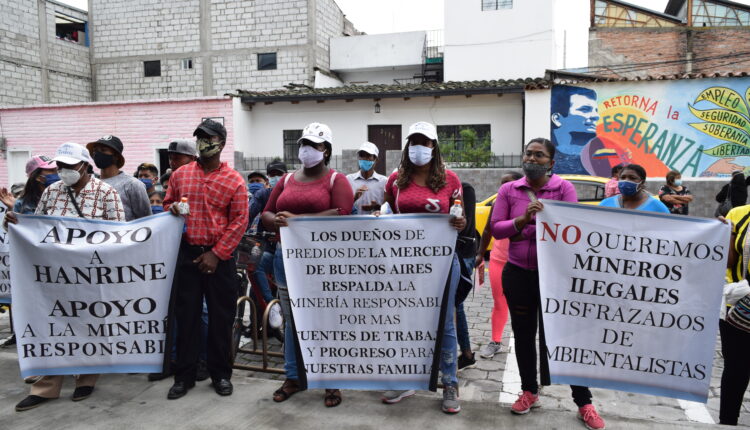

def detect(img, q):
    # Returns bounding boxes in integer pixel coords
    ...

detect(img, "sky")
[58,0,750,33]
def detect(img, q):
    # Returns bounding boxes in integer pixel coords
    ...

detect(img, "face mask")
[268,176,280,188]
[140,178,153,189]
[59,167,82,186]
[408,145,433,166]
[674,179,682,186]
[151,205,164,214]
[618,180,641,196]
[298,145,325,168]
[197,137,222,158]
[93,152,115,169]
[248,182,265,194]
[359,160,375,172]
[522,162,549,180]
[43,173,60,187]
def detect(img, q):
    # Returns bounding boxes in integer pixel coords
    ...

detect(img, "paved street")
[0,279,748,428]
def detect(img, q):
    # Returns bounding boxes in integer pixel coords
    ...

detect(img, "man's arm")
[212,179,250,260]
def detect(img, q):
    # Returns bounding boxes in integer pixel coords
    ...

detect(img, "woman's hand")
[0,188,16,209]
[525,200,544,219]
[450,215,466,231]
[274,211,296,227]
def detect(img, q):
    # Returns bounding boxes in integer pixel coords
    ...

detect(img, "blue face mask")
[43,173,60,187]
[248,182,265,195]
[618,180,640,196]
[359,159,375,172]
[674,179,683,186]
[140,178,153,189]
[151,205,164,214]
[268,176,280,188]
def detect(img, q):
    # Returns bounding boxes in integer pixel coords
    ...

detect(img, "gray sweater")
[101,171,152,221]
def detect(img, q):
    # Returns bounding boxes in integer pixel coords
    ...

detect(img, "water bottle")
[251,242,262,258]
[449,199,463,219]
[379,202,393,215]
[177,197,190,215]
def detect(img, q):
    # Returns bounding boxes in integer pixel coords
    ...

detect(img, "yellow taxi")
[475,174,610,252]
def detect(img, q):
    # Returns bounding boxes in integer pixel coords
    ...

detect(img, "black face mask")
[93,152,115,169]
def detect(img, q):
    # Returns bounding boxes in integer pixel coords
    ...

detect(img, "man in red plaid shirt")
[164,119,248,399]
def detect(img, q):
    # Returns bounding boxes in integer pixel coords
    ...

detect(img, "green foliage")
[440,128,494,168]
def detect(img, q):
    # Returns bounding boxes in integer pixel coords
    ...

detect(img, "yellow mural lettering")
[702,143,750,158]
[689,123,750,146]
[688,105,750,134]
[695,87,749,118]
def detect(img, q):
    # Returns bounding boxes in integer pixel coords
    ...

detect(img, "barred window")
[283,130,303,165]
[482,0,513,11]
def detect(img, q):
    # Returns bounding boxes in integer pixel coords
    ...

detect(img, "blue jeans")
[455,257,474,353]
[255,250,275,303]
[273,246,298,380]
[441,254,460,386]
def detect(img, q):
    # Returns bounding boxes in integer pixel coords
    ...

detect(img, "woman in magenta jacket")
[489,138,606,430]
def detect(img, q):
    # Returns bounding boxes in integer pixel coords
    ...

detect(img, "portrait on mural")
[550,78,750,177]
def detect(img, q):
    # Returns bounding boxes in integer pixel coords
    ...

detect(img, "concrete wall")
[0,97,234,187]
[338,69,424,85]
[330,32,425,71]
[233,93,525,158]
[0,0,91,106]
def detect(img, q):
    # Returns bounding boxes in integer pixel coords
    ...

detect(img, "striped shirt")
[35,177,125,221]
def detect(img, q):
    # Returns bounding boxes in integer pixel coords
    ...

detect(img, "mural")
[550,78,750,177]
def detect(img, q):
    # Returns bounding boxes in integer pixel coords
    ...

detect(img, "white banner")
[536,200,729,402]
[280,214,456,390]
[9,212,183,378]
[0,202,9,303]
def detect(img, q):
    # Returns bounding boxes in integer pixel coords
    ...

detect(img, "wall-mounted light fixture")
[374,102,381,114]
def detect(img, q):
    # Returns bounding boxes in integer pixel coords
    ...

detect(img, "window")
[258,53,277,70]
[181,58,193,70]
[482,0,512,11]
[283,130,302,165]
[437,124,491,151]
[144,60,161,77]
[571,181,605,203]
[55,13,87,46]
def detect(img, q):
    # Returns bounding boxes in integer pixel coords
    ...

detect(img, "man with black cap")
[164,119,248,400]
[167,138,198,171]
[87,135,151,221]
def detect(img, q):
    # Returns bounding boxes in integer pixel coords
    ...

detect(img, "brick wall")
[210,0,308,50]
[315,0,345,70]
[0,97,234,187]
[96,58,204,101]
[212,47,310,93]
[590,27,750,78]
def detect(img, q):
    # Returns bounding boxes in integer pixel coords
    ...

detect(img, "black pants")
[502,262,592,407]
[174,242,237,384]
[720,318,750,425]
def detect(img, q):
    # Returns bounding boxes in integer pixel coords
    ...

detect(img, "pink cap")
[25,155,57,176]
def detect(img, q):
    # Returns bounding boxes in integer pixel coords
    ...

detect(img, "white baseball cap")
[298,122,333,144]
[358,142,379,158]
[53,142,94,165]
[406,121,438,142]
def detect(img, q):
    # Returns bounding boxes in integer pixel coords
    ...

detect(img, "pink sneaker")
[578,404,606,430]
[510,391,540,414]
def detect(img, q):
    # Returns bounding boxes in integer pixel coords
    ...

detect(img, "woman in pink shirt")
[490,138,606,430]
[262,123,353,408]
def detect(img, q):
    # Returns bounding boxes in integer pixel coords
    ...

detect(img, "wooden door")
[367,125,402,175]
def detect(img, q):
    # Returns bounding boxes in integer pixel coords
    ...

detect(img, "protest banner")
[280,214,457,391]
[9,212,183,378]
[0,202,9,304]
[536,200,729,402]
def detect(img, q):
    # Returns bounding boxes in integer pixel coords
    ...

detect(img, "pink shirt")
[385,170,462,214]
[264,169,353,216]
[605,178,620,197]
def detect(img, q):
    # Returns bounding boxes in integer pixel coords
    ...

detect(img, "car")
[474,174,611,253]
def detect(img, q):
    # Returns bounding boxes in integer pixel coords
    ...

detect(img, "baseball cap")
[86,135,125,168]
[357,142,379,158]
[53,142,94,166]
[406,121,438,142]
[168,139,197,157]
[248,171,268,181]
[10,182,25,197]
[193,119,227,140]
[25,155,56,176]
[266,160,288,175]
[297,122,332,144]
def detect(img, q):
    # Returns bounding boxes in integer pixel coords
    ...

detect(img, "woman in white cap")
[379,121,466,414]
[262,122,354,407]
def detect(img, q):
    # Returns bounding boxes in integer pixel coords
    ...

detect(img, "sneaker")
[381,389,416,404]
[457,352,476,371]
[479,341,503,358]
[268,303,283,329]
[578,404,606,430]
[511,391,540,414]
[441,384,461,414]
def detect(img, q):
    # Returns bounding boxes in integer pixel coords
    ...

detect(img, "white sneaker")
[268,303,283,329]
[381,389,416,404]
[479,341,503,358]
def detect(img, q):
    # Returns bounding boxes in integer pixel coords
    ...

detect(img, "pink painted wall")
[0,97,235,187]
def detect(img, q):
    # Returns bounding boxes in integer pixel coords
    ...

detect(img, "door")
[7,150,31,187]
[367,125,402,175]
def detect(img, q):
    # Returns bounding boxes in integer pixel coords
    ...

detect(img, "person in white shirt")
[346,142,387,215]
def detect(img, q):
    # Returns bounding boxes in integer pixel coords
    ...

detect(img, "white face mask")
[298,145,325,168]
[59,166,83,186]
[408,145,433,166]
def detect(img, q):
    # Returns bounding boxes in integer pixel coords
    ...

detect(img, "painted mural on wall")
[550,78,750,177]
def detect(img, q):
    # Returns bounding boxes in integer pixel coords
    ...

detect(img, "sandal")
[324,389,342,407]
[273,379,300,402]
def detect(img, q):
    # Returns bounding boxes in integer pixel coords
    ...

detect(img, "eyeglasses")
[524,151,550,159]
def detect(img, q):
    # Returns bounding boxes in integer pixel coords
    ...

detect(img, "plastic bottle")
[379,201,393,215]
[251,242,262,258]
[449,199,463,219]
[177,197,190,215]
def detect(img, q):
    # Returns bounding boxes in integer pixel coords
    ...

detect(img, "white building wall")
[524,88,551,141]
[338,68,423,85]
[330,32,425,71]
[233,93,524,157]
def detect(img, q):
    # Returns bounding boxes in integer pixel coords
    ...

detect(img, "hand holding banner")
[0,202,9,304]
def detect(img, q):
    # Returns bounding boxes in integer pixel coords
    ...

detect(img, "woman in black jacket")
[716,171,748,214]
